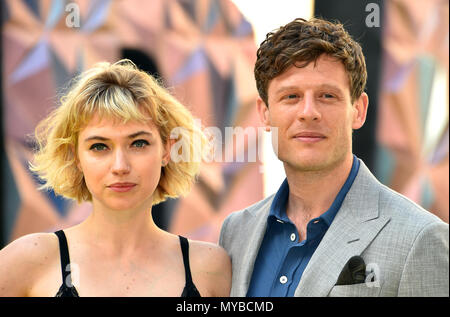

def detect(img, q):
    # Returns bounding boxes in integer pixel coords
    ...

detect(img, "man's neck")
[284,154,354,239]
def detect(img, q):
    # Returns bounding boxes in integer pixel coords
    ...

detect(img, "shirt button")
[290,233,296,241]
[279,276,288,284]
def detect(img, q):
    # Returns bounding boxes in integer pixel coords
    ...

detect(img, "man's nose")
[297,94,321,122]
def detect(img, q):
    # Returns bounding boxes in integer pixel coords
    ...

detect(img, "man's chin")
[282,158,328,173]
[281,153,350,174]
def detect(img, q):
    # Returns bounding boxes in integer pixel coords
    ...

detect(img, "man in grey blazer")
[219,17,449,297]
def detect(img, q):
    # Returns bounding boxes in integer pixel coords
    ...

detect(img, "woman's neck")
[73,201,164,256]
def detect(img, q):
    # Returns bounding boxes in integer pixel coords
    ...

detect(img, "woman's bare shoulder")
[188,239,232,297]
[0,232,59,257]
[189,239,230,264]
[0,232,59,296]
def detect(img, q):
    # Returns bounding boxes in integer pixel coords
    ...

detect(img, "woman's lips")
[108,183,137,192]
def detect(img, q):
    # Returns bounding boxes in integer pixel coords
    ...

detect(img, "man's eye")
[287,94,298,99]
[132,139,149,148]
[322,93,335,98]
[90,143,108,151]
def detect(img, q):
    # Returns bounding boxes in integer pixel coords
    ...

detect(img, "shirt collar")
[268,155,360,227]
[268,178,290,223]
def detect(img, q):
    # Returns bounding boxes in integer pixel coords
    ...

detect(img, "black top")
[54,230,201,297]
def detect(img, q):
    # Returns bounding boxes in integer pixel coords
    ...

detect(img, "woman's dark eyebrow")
[83,131,153,143]
[83,135,108,143]
[127,131,153,139]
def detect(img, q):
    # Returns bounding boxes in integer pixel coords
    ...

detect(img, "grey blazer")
[219,160,449,296]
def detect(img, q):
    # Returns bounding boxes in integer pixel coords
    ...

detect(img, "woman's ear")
[70,144,82,171]
[162,138,175,166]
[352,92,369,130]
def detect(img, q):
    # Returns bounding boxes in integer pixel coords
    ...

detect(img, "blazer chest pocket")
[328,283,382,297]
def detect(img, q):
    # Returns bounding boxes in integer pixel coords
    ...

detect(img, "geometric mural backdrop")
[375,0,449,223]
[1,0,263,246]
[1,0,448,248]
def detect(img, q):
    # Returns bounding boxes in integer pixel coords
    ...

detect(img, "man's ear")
[352,92,369,130]
[256,97,270,131]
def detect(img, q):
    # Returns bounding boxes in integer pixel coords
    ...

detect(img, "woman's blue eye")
[90,143,108,151]
[132,139,149,148]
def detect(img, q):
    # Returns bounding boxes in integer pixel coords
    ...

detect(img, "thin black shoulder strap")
[178,235,194,286]
[54,230,73,286]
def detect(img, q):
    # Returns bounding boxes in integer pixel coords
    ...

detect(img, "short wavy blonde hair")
[31,59,208,205]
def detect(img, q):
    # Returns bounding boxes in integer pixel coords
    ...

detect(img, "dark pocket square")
[336,256,366,285]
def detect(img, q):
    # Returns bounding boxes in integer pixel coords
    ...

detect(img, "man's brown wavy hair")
[254,17,367,106]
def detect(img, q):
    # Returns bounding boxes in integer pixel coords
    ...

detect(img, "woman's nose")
[111,149,130,175]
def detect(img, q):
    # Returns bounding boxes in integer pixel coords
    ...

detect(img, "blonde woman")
[0,60,231,297]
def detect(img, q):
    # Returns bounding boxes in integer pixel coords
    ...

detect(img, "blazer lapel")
[233,197,273,296]
[294,161,391,297]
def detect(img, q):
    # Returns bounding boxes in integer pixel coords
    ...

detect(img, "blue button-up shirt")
[247,155,360,297]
